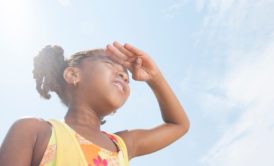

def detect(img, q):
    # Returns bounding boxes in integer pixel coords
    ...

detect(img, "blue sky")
[1,0,274,165]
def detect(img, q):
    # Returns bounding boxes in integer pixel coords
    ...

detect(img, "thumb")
[135,57,142,66]
[132,57,142,80]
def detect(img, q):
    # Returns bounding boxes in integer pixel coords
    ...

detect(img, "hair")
[32,45,106,124]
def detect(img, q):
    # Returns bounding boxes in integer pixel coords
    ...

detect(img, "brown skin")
[0,42,190,165]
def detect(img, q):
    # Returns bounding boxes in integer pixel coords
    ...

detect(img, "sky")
[0,0,274,165]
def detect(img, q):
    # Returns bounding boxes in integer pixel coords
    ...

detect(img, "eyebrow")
[105,56,129,72]
[88,55,130,78]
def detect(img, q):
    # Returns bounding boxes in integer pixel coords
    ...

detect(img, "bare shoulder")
[15,116,49,125]
[114,129,135,160]
[0,117,52,166]
[2,117,52,151]
[114,129,130,143]
[9,117,51,135]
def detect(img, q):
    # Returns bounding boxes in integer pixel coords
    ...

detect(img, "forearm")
[147,71,190,130]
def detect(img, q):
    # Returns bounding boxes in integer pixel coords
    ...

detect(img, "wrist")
[146,71,164,88]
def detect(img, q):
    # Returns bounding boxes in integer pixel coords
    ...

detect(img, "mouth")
[112,78,126,93]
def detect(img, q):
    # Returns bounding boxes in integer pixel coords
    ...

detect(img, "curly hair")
[32,45,106,124]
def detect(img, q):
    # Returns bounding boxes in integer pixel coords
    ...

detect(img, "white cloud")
[195,0,274,51]
[163,0,189,18]
[195,0,274,165]
[201,41,274,166]
[225,44,274,103]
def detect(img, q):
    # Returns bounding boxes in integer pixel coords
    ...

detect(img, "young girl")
[0,41,190,166]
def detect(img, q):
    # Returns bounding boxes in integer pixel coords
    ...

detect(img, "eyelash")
[104,61,113,66]
[104,61,129,83]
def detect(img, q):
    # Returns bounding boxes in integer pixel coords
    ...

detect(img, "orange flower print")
[93,155,108,166]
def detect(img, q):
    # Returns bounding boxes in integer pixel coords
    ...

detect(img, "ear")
[63,67,80,85]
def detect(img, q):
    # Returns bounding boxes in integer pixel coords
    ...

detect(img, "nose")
[117,71,129,83]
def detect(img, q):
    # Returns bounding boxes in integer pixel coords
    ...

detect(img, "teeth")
[113,82,123,91]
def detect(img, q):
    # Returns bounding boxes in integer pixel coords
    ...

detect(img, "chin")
[108,94,128,110]
[112,99,127,109]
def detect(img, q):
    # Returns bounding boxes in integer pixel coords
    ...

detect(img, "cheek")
[82,62,108,79]
[97,75,112,90]
[125,85,130,97]
[83,66,113,90]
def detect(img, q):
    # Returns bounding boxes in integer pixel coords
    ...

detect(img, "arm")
[0,118,40,166]
[106,42,190,159]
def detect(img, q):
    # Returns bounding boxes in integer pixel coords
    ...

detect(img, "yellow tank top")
[39,119,129,166]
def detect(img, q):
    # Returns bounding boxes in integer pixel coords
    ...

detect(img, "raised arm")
[106,42,190,159]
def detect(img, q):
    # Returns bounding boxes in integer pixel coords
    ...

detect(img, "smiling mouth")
[112,81,124,93]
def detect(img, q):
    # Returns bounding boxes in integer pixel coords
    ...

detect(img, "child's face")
[77,53,130,116]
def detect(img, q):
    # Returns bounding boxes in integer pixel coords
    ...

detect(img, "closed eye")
[104,60,114,66]
[103,60,130,83]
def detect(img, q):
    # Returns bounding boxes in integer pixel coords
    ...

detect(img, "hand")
[105,41,161,83]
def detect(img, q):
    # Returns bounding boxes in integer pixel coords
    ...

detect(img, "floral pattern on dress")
[92,155,108,166]
[39,132,120,166]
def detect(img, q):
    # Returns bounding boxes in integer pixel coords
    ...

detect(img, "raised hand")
[105,41,161,83]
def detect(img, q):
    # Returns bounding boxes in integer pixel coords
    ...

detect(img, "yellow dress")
[39,119,129,166]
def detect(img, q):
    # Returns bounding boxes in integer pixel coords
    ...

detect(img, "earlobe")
[63,67,80,85]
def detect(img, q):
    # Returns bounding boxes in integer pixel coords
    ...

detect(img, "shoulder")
[13,117,53,165]
[12,116,49,125]
[10,117,51,134]
[114,130,135,159]
[5,117,52,148]
[0,117,52,165]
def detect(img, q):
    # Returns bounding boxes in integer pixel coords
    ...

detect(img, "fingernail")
[107,44,113,50]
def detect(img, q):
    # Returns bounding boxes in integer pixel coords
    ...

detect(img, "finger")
[113,42,141,65]
[113,41,135,58]
[105,45,132,69]
[106,44,128,61]
[136,57,142,66]
[105,46,125,65]
[124,43,144,56]
[132,58,142,80]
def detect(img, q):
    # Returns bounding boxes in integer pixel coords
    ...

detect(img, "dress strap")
[47,119,88,166]
[107,133,129,166]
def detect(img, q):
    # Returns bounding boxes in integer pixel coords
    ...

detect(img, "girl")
[0,41,190,166]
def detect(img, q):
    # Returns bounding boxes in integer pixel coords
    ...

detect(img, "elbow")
[178,119,190,136]
[184,114,191,133]
[185,121,190,133]
[184,121,190,134]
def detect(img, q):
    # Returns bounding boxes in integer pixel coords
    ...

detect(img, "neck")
[64,104,102,132]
